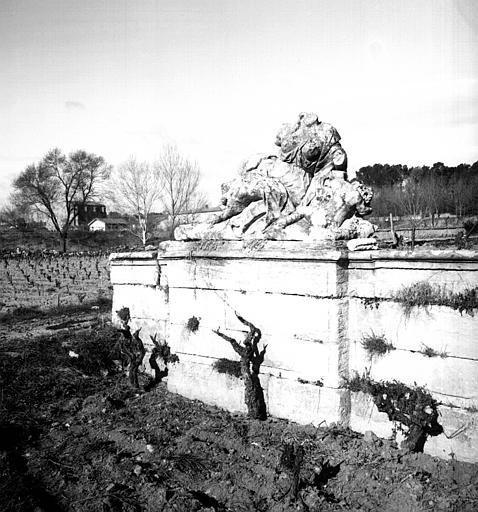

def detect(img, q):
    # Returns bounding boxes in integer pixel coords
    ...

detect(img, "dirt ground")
[1,309,477,512]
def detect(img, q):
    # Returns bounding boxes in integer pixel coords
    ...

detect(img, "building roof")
[74,201,106,206]
[88,217,128,226]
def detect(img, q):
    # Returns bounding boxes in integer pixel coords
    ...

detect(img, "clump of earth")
[1,310,477,511]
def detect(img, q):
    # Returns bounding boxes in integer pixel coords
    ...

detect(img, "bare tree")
[391,179,425,250]
[0,199,33,231]
[12,148,109,251]
[109,157,162,247]
[419,173,443,225]
[449,173,476,218]
[154,145,206,239]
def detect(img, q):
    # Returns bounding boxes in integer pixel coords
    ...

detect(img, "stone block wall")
[110,242,478,462]
[110,252,169,355]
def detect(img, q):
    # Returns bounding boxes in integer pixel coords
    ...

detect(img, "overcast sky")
[0,0,476,206]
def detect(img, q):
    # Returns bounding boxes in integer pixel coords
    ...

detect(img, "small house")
[89,217,128,232]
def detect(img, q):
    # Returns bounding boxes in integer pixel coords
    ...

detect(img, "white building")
[88,217,128,232]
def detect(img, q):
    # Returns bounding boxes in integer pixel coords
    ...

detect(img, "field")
[0,226,146,253]
[1,307,477,512]
[0,253,111,313]
[0,226,145,313]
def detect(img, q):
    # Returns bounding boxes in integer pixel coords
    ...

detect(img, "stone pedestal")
[110,242,478,462]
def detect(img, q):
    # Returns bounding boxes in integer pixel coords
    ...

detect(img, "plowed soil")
[1,310,477,512]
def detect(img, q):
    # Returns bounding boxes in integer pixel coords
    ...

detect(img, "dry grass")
[361,331,395,357]
[394,281,478,316]
[186,316,200,332]
[420,344,448,358]
[212,358,242,379]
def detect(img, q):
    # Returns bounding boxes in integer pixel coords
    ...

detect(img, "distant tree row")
[0,145,205,251]
[357,161,478,219]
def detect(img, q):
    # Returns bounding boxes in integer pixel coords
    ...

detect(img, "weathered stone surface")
[348,249,478,297]
[175,113,375,241]
[168,287,339,342]
[267,379,343,426]
[348,300,478,360]
[167,356,343,426]
[110,262,160,286]
[170,325,339,387]
[167,359,247,414]
[349,391,405,440]
[347,237,378,251]
[168,324,241,361]
[159,240,344,260]
[349,344,478,409]
[164,258,340,296]
[112,284,168,320]
[424,406,478,463]
[276,112,347,174]
[110,242,478,461]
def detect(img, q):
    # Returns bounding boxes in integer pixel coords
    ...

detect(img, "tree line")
[3,148,477,252]
[0,145,204,251]
[357,161,478,220]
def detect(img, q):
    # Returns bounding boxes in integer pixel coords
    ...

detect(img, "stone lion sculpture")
[175,112,376,242]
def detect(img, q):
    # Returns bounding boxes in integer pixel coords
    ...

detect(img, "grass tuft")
[394,281,478,317]
[186,316,200,332]
[297,377,324,386]
[212,358,241,379]
[361,331,395,357]
[420,344,448,358]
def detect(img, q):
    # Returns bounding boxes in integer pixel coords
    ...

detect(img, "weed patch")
[360,297,381,310]
[346,374,443,453]
[297,377,324,386]
[213,358,242,379]
[420,344,448,358]
[393,281,478,316]
[361,332,395,357]
[186,316,200,332]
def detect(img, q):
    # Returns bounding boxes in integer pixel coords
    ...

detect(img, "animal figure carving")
[175,113,376,242]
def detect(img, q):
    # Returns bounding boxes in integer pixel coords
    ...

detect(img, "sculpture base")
[110,243,478,462]
[175,214,377,242]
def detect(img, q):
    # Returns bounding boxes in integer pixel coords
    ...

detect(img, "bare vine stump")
[144,334,179,392]
[116,307,146,389]
[116,308,179,391]
[280,443,305,502]
[347,376,443,453]
[214,313,267,420]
